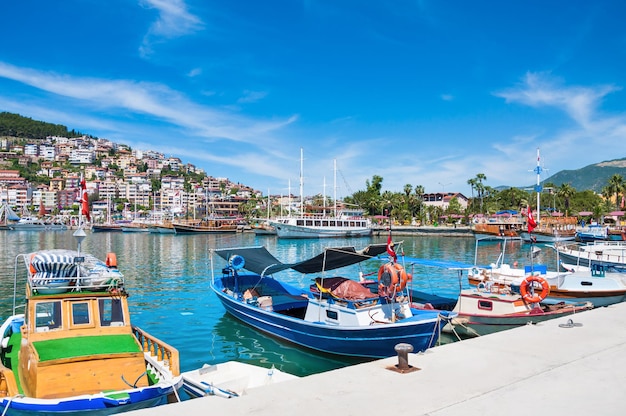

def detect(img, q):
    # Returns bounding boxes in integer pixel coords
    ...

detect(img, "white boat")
[270,208,372,238]
[551,241,626,272]
[182,361,298,399]
[270,149,372,239]
[8,216,67,231]
[443,284,592,337]
[468,263,626,308]
[468,238,626,307]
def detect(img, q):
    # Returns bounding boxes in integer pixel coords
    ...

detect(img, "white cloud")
[139,0,204,57]
[0,62,295,146]
[495,72,621,129]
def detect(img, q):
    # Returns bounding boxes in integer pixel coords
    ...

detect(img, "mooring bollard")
[395,343,413,371]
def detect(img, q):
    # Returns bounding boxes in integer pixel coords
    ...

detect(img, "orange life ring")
[519,275,550,303]
[377,262,410,296]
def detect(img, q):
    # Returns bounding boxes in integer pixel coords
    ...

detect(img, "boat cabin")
[10,251,151,399]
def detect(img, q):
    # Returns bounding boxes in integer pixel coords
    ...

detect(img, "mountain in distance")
[540,158,626,192]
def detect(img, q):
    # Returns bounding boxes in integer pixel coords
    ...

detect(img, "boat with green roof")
[0,232,183,414]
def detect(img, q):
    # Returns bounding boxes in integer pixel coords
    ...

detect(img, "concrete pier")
[130,302,626,416]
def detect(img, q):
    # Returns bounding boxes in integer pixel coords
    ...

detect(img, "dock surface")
[130,302,626,415]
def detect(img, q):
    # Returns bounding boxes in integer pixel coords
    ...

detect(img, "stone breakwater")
[371,225,473,237]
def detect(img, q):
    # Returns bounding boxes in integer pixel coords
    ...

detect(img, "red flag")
[80,178,90,221]
[527,206,536,233]
[386,233,397,262]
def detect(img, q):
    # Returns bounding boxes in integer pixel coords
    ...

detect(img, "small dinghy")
[182,361,299,399]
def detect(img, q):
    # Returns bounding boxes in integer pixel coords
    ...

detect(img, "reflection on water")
[0,230,560,376]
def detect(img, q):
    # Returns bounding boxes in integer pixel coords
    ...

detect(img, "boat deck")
[126,302,626,416]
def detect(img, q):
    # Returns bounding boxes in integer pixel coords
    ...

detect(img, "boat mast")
[334,159,337,218]
[299,148,304,216]
[533,148,542,224]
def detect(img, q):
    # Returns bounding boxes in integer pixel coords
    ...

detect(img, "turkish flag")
[527,206,537,233]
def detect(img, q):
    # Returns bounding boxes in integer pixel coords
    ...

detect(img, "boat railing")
[559,243,626,264]
[132,326,180,376]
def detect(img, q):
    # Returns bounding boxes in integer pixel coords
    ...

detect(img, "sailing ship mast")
[533,148,543,223]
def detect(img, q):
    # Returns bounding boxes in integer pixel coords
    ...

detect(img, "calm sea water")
[0,230,559,377]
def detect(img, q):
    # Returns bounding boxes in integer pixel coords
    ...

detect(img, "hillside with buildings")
[0,129,260,222]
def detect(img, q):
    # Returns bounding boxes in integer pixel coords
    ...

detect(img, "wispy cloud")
[139,0,204,57]
[0,61,294,145]
[237,90,268,104]
[186,67,202,77]
[495,72,621,129]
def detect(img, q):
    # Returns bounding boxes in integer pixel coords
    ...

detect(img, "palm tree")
[557,183,576,216]
[608,174,624,209]
[474,173,487,213]
[467,178,477,213]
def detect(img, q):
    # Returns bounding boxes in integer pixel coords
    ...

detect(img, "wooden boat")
[518,216,578,243]
[182,361,298,399]
[210,244,456,358]
[172,218,238,234]
[443,282,593,337]
[91,223,123,232]
[0,241,183,414]
[551,240,626,272]
[471,211,523,241]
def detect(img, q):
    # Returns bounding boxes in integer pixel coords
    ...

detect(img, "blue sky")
[1,1,626,199]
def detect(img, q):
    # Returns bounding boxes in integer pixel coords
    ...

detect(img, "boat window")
[477,300,493,311]
[306,220,314,226]
[326,310,338,320]
[314,221,321,226]
[322,220,329,226]
[35,301,62,331]
[296,220,304,226]
[329,221,336,226]
[99,298,125,326]
[71,301,91,325]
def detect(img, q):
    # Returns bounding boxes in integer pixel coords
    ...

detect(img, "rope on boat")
[168,379,181,402]
[1,394,23,416]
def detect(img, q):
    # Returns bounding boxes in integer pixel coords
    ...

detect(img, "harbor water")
[0,231,560,377]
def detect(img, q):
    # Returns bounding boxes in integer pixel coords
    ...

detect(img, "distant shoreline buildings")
[0,135,259,220]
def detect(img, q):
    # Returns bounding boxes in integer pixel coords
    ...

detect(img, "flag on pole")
[386,233,397,262]
[81,177,91,222]
[527,205,536,233]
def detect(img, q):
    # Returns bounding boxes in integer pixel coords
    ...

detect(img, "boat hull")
[172,224,238,234]
[181,361,297,399]
[519,231,576,243]
[212,274,449,358]
[0,315,182,416]
[270,221,372,239]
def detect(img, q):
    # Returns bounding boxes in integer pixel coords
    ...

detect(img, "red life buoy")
[377,262,410,296]
[519,275,550,303]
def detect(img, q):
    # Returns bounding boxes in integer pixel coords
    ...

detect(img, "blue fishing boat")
[210,244,456,358]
